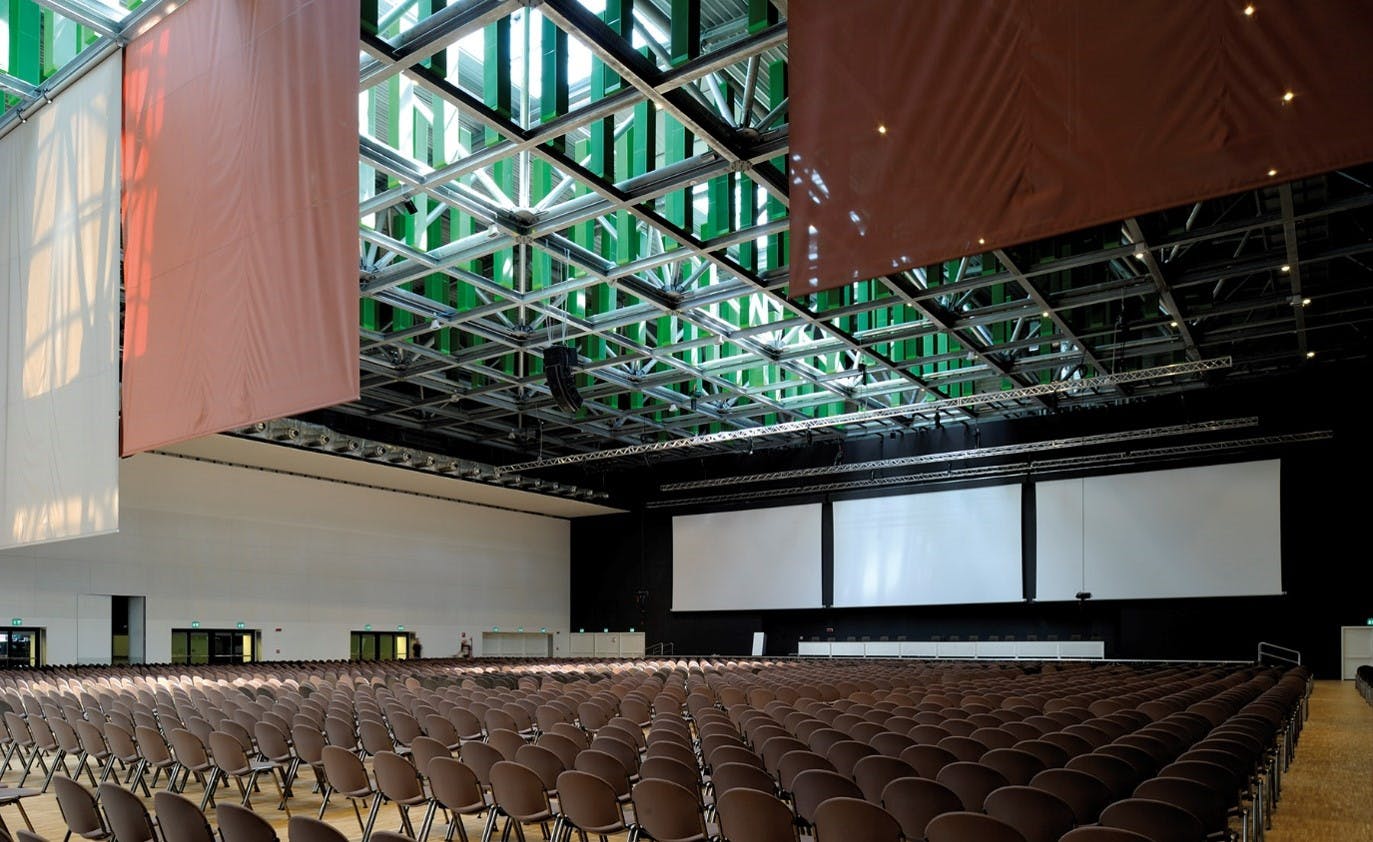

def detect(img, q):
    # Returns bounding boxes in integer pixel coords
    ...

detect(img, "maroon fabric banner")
[790,0,1373,291]
[121,0,360,455]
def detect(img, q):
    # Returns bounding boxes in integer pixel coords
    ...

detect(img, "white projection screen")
[833,485,1024,607]
[0,55,121,549]
[672,504,822,611]
[1036,460,1282,601]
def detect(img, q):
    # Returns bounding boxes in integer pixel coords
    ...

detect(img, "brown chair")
[1059,830,1153,842]
[790,769,861,828]
[373,751,432,840]
[556,770,629,842]
[73,723,114,790]
[869,732,917,758]
[714,787,796,842]
[852,755,914,803]
[880,777,962,842]
[776,750,834,796]
[101,725,149,797]
[935,762,1010,812]
[924,812,1028,842]
[319,744,378,837]
[487,761,555,842]
[1133,777,1229,839]
[1012,740,1070,770]
[285,816,347,842]
[52,777,109,842]
[900,744,959,779]
[983,786,1076,842]
[47,721,89,792]
[1029,767,1114,824]
[458,741,504,795]
[96,784,156,842]
[573,750,632,804]
[209,731,289,814]
[825,740,878,779]
[1099,797,1206,842]
[426,758,488,842]
[648,740,699,771]
[216,802,280,842]
[167,729,219,811]
[488,729,526,763]
[631,778,709,842]
[255,721,301,802]
[590,735,640,778]
[1067,752,1142,799]
[290,726,328,799]
[153,791,215,842]
[323,717,357,753]
[447,709,485,743]
[710,761,776,798]
[980,748,1047,786]
[813,797,900,842]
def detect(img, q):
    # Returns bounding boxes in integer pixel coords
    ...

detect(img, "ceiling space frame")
[1277,184,1308,357]
[1124,217,1201,360]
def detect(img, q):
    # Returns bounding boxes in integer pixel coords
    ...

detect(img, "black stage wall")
[570,365,1369,678]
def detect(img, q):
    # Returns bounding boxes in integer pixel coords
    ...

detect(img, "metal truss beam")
[359,0,519,87]
[646,430,1332,508]
[1277,184,1308,357]
[1125,218,1200,360]
[30,0,123,38]
[497,357,1234,472]
[659,418,1260,491]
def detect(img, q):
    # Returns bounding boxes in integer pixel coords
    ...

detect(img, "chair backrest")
[711,761,777,797]
[880,776,963,842]
[900,744,959,779]
[715,787,796,842]
[458,740,505,788]
[373,750,424,802]
[487,728,525,762]
[53,776,107,839]
[216,802,280,842]
[489,761,551,819]
[152,791,215,842]
[514,743,566,791]
[935,762,1011,812]
[1065,752,1140,798]
[103,723,140,764]
[209,731,251,775]
[791,768,862,824]
[777,750,835,791]
[556,770,626,836]
[853,754,916,803]
[285,816,348,842]
[631,778,708,842]
[168,729,209,770]
[980,748,1048,786]
[925,811,1029,842]
[1029,767,1114,824]
[427,758,485,813]
[983,785,1077,842]
[1133,776,1228,834]
[1058,829,1154,842]
[98,783,156,842]
[254,721,293,765]
[321,745,372,797]
[1098,797,1206,842]
[75,721,108,757]
[826,739,878,778]
[408,735,450,776]
[814,796,902,842]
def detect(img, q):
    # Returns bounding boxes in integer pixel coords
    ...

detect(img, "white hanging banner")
[0,54,122,549]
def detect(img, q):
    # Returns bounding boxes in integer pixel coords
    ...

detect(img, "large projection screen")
[1036,460,1282,601]
[833,485,1023,607]
[672,505,822,611]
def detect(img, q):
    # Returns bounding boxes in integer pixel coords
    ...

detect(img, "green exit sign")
[235,621,245,629]
[517,627,524,633]
[10,618,21,627]
[364,624,372,631]
[1367,618,1373,626]
[396,625,405,631]
[190,621,201,629]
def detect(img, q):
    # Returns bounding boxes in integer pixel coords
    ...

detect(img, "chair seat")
[0,788,41,803]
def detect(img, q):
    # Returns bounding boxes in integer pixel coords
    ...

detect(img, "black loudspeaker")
[543,344,583,413]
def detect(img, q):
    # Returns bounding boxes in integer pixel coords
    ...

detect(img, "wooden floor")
[2,680,1369,842]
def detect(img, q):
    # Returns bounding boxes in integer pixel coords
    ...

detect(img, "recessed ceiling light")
[1305,350,1315,359]
[1170,320,1179,328]
[876,124,887,135]
[1281,91,1295,103]
[1301,297,1311,306]
[1243,3,1255,14]
[1041,310,1050,318]
[1280,264,1291,272]
[977,237,986,245]
[1134,250,1146,260]
[1267,168,1278,177]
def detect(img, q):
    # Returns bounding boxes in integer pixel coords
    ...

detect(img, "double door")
[0,628,42,668]
[171,629,259,665]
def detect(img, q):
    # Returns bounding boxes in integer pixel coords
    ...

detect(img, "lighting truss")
[228,419,608,500]
[645,430,1332,508]
[658,417,1261,491]
[498,357,1234,473]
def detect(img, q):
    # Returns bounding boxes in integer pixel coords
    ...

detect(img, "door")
[0,628,43,667]
[171,629,260,665]
[1341,626,1373,680]
[349,631,413,661]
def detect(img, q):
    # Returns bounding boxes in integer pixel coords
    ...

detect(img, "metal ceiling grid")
[5,0,1371,474]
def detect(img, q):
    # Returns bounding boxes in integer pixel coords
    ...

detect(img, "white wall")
[0,453,570,664]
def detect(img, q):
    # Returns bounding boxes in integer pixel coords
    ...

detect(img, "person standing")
[459,632,473,659]
[412,635,423,659]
